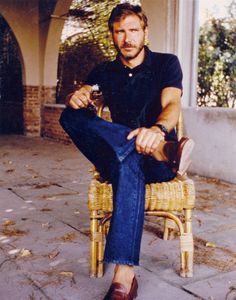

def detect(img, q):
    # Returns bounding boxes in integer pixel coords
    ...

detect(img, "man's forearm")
[153,87,182,133]
[154,101,181,133]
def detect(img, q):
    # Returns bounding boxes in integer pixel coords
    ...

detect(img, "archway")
[0,15,24,134]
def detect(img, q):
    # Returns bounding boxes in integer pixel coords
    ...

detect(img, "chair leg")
[97,223,104,278]
[90,212,110,278]
[180,209,194,277]
[97,215,111,277]
[164,216,177,240]
[90,211,98,277]
[185,209,194,277]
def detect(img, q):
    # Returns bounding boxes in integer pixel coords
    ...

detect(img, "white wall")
[142,0,200,109]
[142,0,179,54]
[183,107,236,184]
[177,0,199,108]
[42,0,72,86]
[142,0,169,52]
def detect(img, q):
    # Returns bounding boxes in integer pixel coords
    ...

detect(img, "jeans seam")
[127,173,138,262]
[131,169,144,261]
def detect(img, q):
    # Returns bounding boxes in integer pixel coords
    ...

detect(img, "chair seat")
[88,174,195,213]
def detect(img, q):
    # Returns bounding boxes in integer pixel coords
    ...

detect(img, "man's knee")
[59,107,95,130]
[59,107,72,129]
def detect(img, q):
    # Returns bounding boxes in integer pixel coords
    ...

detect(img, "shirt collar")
[111,46,153,71]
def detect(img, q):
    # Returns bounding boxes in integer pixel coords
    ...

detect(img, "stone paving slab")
[0,136,92,188]
[136,266,197,300]
[11,184,75,200]
[0,270,46,300]
[0,209,93,300]
[193,211,236,235]
[0,187,26,212]
[140,229,219,287]
[183,270,236,300]
[9,187,90,231]
[196,228,236,250]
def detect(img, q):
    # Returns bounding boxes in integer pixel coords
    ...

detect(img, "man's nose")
[124,32,132,43]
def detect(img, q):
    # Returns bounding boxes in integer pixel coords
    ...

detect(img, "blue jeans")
[60,107,175,266]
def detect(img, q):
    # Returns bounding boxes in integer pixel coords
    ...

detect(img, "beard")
[114,41,145,61]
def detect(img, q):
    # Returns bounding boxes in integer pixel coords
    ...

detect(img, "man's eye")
[130,29,139,32]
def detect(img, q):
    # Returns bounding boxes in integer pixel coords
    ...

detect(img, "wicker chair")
[88,103,195,278]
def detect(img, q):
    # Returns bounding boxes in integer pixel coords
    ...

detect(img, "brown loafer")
[103,277,138,300]
[172,137,195,175]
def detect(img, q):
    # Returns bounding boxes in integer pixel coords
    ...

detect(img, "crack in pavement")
[24,275,54,300]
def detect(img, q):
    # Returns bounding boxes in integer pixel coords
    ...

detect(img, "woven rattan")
[88,104,195,279]
[88,175,195,212]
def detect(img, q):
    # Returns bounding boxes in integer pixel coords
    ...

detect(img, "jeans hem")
[104,259,139,266]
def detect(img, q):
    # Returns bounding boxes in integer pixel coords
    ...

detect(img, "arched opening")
[0,15,24,134]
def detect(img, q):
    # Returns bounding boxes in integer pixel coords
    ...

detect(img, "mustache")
[121,43,136,48]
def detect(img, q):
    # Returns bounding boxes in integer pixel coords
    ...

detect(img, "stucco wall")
[142,0,168,52]
[183,107,236,184]
[0,0,71,86]
[0,0,39,85]
[142,0,199,109]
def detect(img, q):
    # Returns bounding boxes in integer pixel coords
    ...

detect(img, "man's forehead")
[113,15,143,29]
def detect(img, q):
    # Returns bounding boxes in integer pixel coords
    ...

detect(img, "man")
[60,3,194,300]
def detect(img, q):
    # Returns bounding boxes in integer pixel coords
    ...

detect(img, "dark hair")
[108,2,148,32]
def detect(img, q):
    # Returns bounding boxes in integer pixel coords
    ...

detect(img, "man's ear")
[108,30,114,43]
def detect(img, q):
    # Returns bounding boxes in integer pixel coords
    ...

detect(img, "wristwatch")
[153,123,169,136]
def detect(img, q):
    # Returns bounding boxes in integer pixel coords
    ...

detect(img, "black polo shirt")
[85,47,182,137]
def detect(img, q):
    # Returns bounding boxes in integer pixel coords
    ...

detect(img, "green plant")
[57,0,120,103]
[197,6,236,108]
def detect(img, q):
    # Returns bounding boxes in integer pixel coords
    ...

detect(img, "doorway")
[0,15,24,134]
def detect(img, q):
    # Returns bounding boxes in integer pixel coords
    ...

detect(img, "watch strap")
[153,123,169,136]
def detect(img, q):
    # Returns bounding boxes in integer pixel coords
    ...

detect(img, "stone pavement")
[0,135,236,300]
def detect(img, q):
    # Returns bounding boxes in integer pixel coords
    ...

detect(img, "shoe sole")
[177,139,195,176]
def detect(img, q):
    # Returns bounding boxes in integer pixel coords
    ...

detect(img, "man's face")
[112,15,147,61]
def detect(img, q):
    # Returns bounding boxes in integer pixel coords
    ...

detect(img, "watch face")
[155,124,168,135]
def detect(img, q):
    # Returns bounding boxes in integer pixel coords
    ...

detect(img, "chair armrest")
[96,101,105,118]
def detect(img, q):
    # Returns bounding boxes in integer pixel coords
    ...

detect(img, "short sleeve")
[160,54,183,91]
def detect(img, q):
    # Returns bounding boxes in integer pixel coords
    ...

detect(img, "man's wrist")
[152,123,169,136]
[83,85,93,93]
[150,126,165,137]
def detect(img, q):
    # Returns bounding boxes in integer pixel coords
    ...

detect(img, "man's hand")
[66,85,93,109]
[127,127,165,155]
